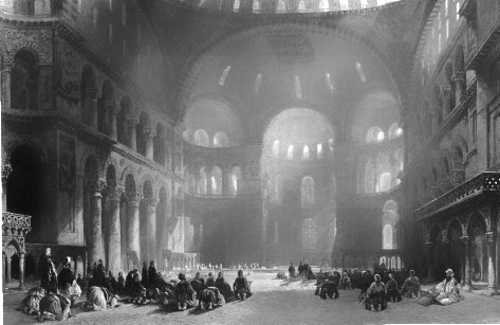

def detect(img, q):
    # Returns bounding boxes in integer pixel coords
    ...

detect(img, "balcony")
[415,172,500,221]
[2,211,31,254]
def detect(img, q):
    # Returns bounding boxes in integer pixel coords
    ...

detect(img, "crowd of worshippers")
[287,262,463,311]
[20,248,254,321]
[286,261,315,280]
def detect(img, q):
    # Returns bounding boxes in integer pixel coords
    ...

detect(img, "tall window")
[252,0,260,12]
[272,140,280,157]
[272,174,281,203]
[276,0,286,12]
[382,224,393,249]
[302,145,310,160]
[319,0,329,11]
[286,145,294,160]
[317,143,324,159]
[210,166,223,195]
[233,0,240,12]
[294,75,303,99]
[376,172,392,193]
[364,159,376,193]
[194,129,209,147]
[230,166,241,196]
[11,49,38,110]
[301,176,315,208]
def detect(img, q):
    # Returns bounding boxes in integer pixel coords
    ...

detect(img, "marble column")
[5,255,11,284]
[18,252,25,289]
[145,129,154,161]
[144,198,157,263]
[127,118,137,151]
[89,183,105,265]
[461,236,472,291]
[486,232,497,293]
[1,69,11,110]
[127,193,141,268]
[107,188,122,274]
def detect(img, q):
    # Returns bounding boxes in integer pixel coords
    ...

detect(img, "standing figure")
[39,248,57,293]
[288,262,296,278]
[386,273,401,302]
[175,273,195,310]
[401,269,420,298]
[366,274,387,311]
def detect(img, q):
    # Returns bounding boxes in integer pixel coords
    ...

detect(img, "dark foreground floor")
[4,273,500,325]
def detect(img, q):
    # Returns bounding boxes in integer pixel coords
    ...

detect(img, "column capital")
[460,235,470,243]
[106,187,124,202]
[143,197,158,207]
[424,241,433,248]
[127,192,142,206]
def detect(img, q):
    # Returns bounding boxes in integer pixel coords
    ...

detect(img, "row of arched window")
[266,175,316,208]
[271,139,334,160]
[363,149,403,193]
[365,123,402,144]
[229,0,400,13]
[186,129,230,148]
[188,166,242,196]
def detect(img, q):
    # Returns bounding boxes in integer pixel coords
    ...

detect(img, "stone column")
[461,236,472,291]
[2,163,12,212]
[89,182,105,265]
[145,128,154,161]
[144,198,157,263]
[5,254,11,284]
[1,69,11,109]
[486,232,497,293]
[424,241,434,281]
[127,193,141,268]
[127,118,137,151]
[18,252,25,289]
[106,188,122,274]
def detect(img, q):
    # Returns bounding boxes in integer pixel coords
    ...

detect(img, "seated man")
[215,271,233,301]
[206,272,216,287]
[433,269,462,306]
[366,274,387,311]
[233,270,251,301]
[38,292,71,322]
[401,269,420,298]
[191,272,205,302]
[21,287,46,316]
[385,273,401,302]
[340,271,352,290]
[175,273,195,310]
[319,272,340,299]
[200,287,225,311]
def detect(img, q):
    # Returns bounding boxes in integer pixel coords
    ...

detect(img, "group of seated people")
[310,265,462,311]
[22,249,254,321]
[288,261,315,280]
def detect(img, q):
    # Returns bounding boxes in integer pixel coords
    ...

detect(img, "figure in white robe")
[434,269,463,305]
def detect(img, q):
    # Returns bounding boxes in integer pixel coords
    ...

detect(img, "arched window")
[328,138,334,151]
[317,143,324,159]
[213,131,229,147]
[276,0,286,12]
[252,0,260,12]
[154,123,166,165]
[301,176,315,208]
[388,123,403,140]
[297,0,307,11]
[302,145,310,160]
[98,81,115,135]
[230,166,241,196]
[319,0,329,11]
[210,166,223,195]
[117,97,131,145]
[272,140,280,157]
[11,49,38,110]
[233,0,240,12]
[382,224,394,249]
[376,172,392,192]
[366,127,385,143]
[198,168,208,195]
[81,65,97,125]
[136,112,150,156]
[286,145,294,160]
[193,129,209,147]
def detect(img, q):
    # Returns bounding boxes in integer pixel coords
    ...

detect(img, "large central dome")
[170,0,402,14]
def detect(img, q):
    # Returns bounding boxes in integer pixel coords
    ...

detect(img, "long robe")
[435,277,462,305]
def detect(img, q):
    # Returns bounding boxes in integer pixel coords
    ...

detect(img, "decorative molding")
[2,212,32,253]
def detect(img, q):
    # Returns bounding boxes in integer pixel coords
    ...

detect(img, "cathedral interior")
[1,0,500,294]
